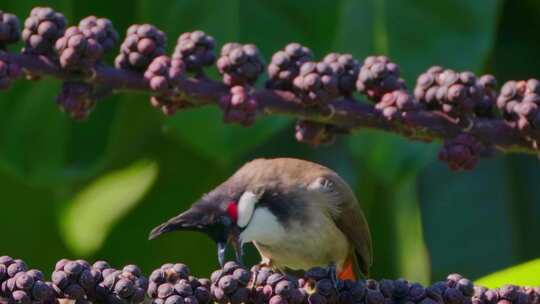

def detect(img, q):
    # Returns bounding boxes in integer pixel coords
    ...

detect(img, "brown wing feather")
[312,173,373,277]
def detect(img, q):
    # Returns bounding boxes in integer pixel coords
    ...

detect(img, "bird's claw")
[217,242,227,268]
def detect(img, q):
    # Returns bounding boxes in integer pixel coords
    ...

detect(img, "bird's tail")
[338,255,357,281]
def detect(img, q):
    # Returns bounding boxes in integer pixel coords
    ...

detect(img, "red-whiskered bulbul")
[149,158,372,280]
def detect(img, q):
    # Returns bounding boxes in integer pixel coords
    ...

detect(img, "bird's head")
[148,178,265,267]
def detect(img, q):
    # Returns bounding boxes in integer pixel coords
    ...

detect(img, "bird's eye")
[226,201,238,223]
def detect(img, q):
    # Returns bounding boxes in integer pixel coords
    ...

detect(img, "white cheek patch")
[237,191,260,228]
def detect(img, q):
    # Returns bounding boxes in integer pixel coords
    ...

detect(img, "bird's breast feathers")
[239,204,350,271]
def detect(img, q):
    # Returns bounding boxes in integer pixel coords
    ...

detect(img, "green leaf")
[348,130,437,185]
[164,108,289,165]
[418,160,516,280]
[384,0,503,82]
[476,258,540,288]
[60,160,158,256]
[0,80,69,185]
[392,178,430,284]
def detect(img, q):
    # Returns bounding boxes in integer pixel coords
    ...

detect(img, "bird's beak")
[149,206,244,267]
[148,208,208,240]
[217,225,244,267]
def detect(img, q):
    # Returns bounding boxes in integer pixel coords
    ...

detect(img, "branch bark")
[1,51,538,155]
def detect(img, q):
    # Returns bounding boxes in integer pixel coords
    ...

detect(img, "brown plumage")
[149,157,373,279]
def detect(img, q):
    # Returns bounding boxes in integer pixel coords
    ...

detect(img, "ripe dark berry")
[443,287,466,304]
[476,74,497,117]
[0,58,21,90]
[1,268,55,304]
[293,61,339,105]
[0,10,20,48]
[295,120,336,147]
[56,81,96,120]
[266,42,313,91]
[457,278,474,297]
[10,290,31,304]
[97,264,148,304]
[149,263,209,304]
[408,282,427,302]
[217,43,264,86]
[219,85,258,126]
[115,24,166,71]
[144,55,187,115]
[415,67,495,119]
[498,285,520,302]
[0,257,27,294]
[308,292,327,304]
[21,7,66,56]
[375,90,419,120]
[438,133,484,171]
[379,279,394,298]
[366,288,385,304]
[174,280,193,296]
[323,52,360,96]
[357,55,405,102]
[173,30,216,72]
[55,26,103,70]
[388,279,407,299]
[78,15,118,52]
[51,259,95,301]
[497,79,540,130]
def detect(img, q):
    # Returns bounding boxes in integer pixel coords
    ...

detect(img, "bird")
[149,157,372,281]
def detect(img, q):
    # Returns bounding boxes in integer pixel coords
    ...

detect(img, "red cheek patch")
[226,201,238,223]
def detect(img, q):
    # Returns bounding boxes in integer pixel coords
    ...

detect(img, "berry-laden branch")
[0,255,539,304]
[1,7,540,170]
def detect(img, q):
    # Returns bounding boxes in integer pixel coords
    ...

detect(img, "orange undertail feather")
[338,255,357,281]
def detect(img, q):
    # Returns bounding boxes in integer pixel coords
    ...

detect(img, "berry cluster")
[292,61,339,106]
[173,30,216,73]
[0,256,28,296]
[294,120,336,147]
[300,267,365,304]
[217,43,264,86]
[0,58,21,90]
[1,255,540,304]
[78,16,119,53]
[51,259,99,301]
[144,55,187,115]
[322,53,360,97]
[250,265,306,304]
[266,43,313,91]
[1,269,56,304]
[55,26,103,70]
[356,56,405,102]
[497,79,540,130]
[438,134,484,171]
[219,86,258,126]
[148,263,211,304]
[374,90,419,120]
[210,262,252,304]
[56,81,96,120]
[414,67,496,119]
[21,7,67,56]
[115,24,166,71]
[98,264,148,303]
[0,11,20,48]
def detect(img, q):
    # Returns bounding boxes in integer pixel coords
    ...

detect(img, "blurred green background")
[1,0,540,287]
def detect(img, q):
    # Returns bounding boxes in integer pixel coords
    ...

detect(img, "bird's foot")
[258,257,273,268]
